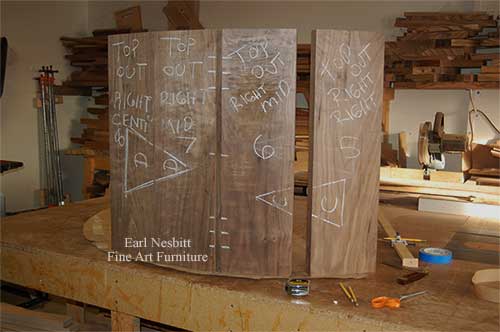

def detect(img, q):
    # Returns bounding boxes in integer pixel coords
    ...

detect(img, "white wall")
[0,1,89,212]
[200,0,500,171]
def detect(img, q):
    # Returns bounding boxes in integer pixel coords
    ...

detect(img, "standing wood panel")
[109,32,156,259]
[219,29,296,277]
[153,30,218,272]
[109,31,217,273]
[308,30,384,277]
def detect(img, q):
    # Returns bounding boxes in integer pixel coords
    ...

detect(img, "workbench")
[1,196,498,331]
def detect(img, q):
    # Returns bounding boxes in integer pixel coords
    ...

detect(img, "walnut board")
[219,29,296,276]
[109,29,296,278]
[308,30,384,277]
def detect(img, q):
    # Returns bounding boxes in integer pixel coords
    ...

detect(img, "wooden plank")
[0,302,74,331]
[154,30,217,273]
[477,73,500,82]
[111,311,140,332]
[109,31,218,273]
[481,66,500,74]
[108,32,157,269]
[450,39,479,47]
[219,29,296,276]
[380,177,500,205]
[399,30,469,40]
[308,30,384,277]
[378,207,419,268]
[469,168,500,177]
[418,197,500,219]
[403,12,491,20]
[380,167,464,183]
[474,177,500,186]
[471,53,500,61]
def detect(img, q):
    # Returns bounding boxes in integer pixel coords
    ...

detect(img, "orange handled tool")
[371,290,427,309]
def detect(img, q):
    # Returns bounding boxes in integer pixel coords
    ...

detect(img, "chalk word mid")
[260,80,290,113]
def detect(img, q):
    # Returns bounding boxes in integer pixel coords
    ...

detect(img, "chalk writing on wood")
[218,29,296,277]
[308,30,384,278]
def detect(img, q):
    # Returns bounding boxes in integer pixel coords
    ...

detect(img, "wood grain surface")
[109,30,296,277]
[109,32,156,261]
[218,29,296,276]
[308,30,384,277]
[109,30,217,272]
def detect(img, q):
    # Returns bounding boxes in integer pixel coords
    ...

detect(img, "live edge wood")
[308,30,384,278]
[109,30,296,278]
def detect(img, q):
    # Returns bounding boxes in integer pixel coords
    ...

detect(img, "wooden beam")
[378,207,419,268]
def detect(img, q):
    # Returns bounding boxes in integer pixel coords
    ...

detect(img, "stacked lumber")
[61,31,115,151]
[385,12,500,89]
[0,302,79,331]
[71,104,109,151]
[60,30,119,88]
[61,31,114,198]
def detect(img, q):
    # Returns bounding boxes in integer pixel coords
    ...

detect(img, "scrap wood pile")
[385,12,500,89]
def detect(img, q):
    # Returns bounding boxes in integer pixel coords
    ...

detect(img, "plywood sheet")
[308,30,384,277]
[218,29,296,276]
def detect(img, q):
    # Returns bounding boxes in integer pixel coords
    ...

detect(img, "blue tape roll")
[419,247,453,264]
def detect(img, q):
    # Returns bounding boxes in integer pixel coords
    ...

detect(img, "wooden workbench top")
[1,196,498,331]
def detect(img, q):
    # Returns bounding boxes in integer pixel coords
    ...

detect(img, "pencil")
[348,286,359,307]
[339,283,353,302]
